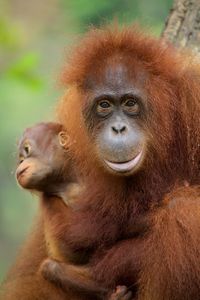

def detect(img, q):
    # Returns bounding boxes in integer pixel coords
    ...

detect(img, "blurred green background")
[0,0,173,282]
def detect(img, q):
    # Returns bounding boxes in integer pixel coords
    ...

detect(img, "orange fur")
[2,24,200,300]
[57,25,200,298]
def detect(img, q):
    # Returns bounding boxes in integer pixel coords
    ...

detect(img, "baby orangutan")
[16,122,78,199]
[16,122,130,300]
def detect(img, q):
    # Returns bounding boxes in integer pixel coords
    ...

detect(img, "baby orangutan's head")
[16,122,71,192]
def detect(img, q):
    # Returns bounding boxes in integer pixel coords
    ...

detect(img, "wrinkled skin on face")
[83,58,148,176]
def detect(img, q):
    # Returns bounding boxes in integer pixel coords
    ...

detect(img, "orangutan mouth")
[104,150,143,173]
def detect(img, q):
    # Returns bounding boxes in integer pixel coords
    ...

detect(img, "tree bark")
[162,0,200,53]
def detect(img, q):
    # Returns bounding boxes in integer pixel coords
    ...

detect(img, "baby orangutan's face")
[16,123,69,191]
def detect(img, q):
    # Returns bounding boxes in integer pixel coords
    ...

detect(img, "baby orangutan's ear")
[58,131,70,148]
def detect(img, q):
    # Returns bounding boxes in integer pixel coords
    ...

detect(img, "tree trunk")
[162,0,200,53]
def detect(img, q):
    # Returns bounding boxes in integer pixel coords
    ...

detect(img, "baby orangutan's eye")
[24,143,31,155]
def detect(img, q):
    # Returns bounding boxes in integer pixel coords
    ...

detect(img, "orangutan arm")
[137,186,200,300]
[0,215,97,300]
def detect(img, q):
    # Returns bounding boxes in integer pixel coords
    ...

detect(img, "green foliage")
[5,53,43,89]
[0,17,21,49]
[62,0,173,33]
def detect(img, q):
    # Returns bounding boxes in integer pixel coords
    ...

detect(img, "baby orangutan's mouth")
[104,150,143,173]
[16,166,30,179]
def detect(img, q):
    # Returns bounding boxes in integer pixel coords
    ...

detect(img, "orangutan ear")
[58,131,70,148]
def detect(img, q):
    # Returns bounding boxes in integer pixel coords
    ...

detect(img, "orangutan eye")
[125,99,137,106]
[24,143,31,155]
[123,99,140,115]
[97,100,113,116]
[99,101,111,108]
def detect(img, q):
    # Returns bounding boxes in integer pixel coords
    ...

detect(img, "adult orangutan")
[1,25,200,300]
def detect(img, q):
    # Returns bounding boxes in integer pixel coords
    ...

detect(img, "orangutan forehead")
[82,58,148,93]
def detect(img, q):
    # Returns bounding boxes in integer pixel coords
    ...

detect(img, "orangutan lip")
[16,166,29,179]
[104,151,143,172]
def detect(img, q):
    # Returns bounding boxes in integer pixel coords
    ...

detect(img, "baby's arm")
[40,258,133,300]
